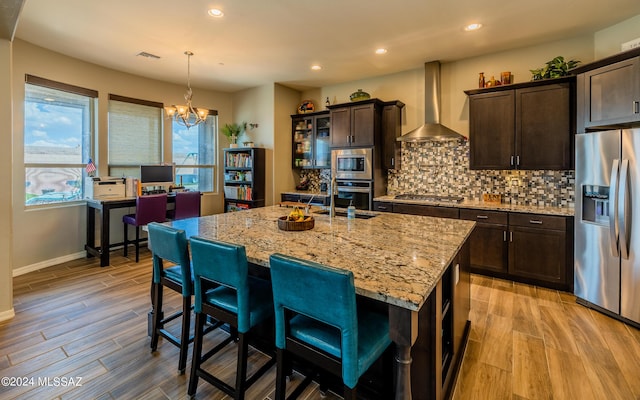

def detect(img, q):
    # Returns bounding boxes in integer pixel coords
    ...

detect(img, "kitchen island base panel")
[166,206,474,399]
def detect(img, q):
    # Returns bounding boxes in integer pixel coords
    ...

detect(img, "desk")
[85,195,175,267]
[166,206,474,400]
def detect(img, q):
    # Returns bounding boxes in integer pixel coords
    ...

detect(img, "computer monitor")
[140,165,174,186]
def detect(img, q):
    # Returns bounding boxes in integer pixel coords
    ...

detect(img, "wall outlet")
[622,37,640,51]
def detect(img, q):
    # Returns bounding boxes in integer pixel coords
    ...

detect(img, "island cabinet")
[573,48,640,132]
[465,77,575,170]
[459,209,508,275]
[291,111,331,169]
[223,147,265,212]
[328,99,382,148]
[411,241,470,400]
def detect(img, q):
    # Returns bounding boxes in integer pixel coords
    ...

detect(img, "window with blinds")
[108,94,163,178]
[24,75,97,206]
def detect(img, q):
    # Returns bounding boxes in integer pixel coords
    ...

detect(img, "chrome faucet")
[329,175,336,217]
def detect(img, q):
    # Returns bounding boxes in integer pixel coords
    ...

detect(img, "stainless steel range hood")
[398,61,467,142]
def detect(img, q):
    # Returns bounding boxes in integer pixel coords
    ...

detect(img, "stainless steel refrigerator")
[575,128,640,326]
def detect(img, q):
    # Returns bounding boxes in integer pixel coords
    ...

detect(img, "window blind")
[108,95,163,166]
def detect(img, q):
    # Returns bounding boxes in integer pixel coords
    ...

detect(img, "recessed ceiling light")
[375,48,388,55]
[311,65,322,71]
[208,8,224,17]
[464,23,483,31]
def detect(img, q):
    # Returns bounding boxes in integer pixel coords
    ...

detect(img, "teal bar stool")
[269,253,392,400]
[188,236,275,400]
[148,223,221,374]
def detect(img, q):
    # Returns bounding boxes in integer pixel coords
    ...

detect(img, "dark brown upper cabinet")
[465,77,575,170]
[573,48,640,133]
[328,99,382,148]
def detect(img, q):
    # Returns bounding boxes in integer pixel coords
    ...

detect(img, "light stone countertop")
[280,191,330,197]
[374,195,574,217]
[167,205,475,311]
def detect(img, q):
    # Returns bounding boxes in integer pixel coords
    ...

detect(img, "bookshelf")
[223,147,265,212]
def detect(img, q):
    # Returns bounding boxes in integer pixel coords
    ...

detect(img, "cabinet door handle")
[351,135,355,143]
[516,155,520,167]
[377,206,388,210]
[476,215,489,219]
[504,231,507,241]
[510,155,514,167]
[510,231,513,242]
[634,101,640,114]
[529,219,543,225]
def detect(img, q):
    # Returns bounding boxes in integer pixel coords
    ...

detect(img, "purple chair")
[167,191,201,220]
[123,194,168,262]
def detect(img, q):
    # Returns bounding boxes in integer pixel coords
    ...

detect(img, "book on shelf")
[223,185,252,200]
[225,152,253,168]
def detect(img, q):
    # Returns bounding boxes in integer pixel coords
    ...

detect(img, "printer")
[85,176,126,199]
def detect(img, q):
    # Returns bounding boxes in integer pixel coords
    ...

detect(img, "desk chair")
[123,194,167,262]
[188,237,276,400]
[167,191,201,220]
[269,254,392,400]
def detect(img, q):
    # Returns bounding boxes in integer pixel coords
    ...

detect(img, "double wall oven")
[331,148,375,210]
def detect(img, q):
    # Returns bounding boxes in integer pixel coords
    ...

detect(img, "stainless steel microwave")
[331,148,373,180]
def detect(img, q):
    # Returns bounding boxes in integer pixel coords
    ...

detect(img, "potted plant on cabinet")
[221,122,245,148]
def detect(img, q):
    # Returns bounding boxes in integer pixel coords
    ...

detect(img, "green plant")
[221,122,245,142]
[530,56,580,81]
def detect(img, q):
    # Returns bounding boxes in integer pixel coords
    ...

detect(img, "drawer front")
[372,201,392,212]
[508,213,566,230]
[460,209,507,225]
[392,203,459,219]
[281,193,300,202]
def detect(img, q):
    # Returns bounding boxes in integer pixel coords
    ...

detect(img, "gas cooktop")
[394,194,464,203]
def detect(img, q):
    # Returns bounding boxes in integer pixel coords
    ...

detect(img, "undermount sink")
[313,210,377,219]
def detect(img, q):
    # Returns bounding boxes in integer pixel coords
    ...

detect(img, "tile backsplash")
[387,141,575,208]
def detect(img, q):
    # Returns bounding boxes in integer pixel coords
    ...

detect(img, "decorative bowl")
[277,216,314,231]
[350,89,370,102]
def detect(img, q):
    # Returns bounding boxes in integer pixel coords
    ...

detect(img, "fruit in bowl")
[278,207,314,231]
[287,207,311,222]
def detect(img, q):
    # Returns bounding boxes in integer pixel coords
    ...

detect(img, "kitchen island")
[167,205,475,400]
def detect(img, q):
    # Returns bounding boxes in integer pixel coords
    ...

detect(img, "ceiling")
[8,0,640,92]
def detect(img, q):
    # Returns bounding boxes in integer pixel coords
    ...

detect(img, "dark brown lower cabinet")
[459,209,508,275]
[384,202,573,291]
[392,203,460,218]
[508,213,572,290]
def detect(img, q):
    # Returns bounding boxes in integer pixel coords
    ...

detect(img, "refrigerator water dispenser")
[582,185,609,225]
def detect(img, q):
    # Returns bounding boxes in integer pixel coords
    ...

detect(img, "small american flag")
[86,159,96,176]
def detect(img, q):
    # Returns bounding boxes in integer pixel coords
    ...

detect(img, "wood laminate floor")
[1,249,639,399]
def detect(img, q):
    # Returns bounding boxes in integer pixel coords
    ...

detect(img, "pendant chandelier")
[164,51,209,129]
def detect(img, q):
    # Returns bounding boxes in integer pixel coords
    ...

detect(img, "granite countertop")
[281,191,330,197]
[167,205,475,311]
[374,195,574,217]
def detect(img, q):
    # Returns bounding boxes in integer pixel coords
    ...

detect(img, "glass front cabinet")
[291,111,330,169]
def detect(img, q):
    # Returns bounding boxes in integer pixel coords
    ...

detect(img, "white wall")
[0,39,14,320]
[11,40,233,270]
[274,84,303,202]
[595,14,640,59]
[232,84,276,205]
[299,34,595,143]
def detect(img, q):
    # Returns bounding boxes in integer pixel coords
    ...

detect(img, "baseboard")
[13,251,87,277]
[0,308,15,322]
